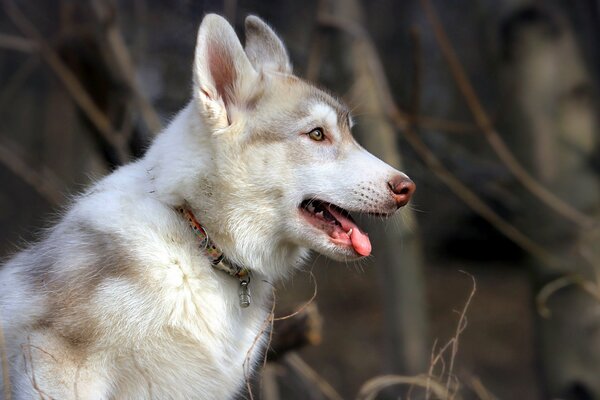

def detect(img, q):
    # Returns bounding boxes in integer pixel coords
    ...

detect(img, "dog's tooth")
[347,228,353,236]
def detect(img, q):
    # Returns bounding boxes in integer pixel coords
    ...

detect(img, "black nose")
[388,175,416,207]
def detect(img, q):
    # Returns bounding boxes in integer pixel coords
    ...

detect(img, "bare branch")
[3,0,129,164]
[409,26,422,124]
[90,0,162,135]
[316,10,563,269]
[397,111,561,267]
[0,56,40,112]
[0,137,64,205]
[420,0,596,229]
[0,33,36,52]
[408,115,479,134]
[285,353,344,400]
[536,275,600,318]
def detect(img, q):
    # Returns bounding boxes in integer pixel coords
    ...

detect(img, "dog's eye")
[308,128,325,142]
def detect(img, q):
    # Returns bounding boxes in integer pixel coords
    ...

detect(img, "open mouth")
[299,199,372,257]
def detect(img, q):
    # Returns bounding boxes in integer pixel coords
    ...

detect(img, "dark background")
[1,1,599,399]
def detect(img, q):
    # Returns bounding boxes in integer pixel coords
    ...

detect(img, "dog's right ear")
[244,16,292,74]
[193,14,258,128]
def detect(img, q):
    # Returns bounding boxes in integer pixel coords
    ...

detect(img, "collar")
[177,206,251,308]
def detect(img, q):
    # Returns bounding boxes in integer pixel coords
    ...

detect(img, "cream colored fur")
[0,14,412,399]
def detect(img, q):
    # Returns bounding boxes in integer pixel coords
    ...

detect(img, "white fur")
[0,14,412,399]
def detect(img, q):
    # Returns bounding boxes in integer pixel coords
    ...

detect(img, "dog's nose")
[388,175,415,208]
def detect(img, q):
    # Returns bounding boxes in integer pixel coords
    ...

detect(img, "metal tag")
[238,279,251,308]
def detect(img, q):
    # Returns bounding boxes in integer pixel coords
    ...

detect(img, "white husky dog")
[0,14,415,400]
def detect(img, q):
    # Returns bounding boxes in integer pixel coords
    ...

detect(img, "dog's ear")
[193,14,258,127]
[244,16,292,74]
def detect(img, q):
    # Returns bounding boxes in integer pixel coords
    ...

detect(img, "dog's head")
[184,14,414,277]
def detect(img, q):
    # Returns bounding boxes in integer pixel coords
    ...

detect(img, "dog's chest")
[115,318,268,399]
[108,240,271,399]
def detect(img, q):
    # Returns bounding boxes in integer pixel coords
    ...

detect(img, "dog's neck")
[177,205,253,308]
[144,103,309,281]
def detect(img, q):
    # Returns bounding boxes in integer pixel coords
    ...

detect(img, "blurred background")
[1,0,599,399]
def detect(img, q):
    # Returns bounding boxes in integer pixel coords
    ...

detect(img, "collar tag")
[238,276,251,308]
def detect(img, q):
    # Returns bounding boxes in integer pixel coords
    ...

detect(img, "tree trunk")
[317,0,429,378]
[501,5,600,398]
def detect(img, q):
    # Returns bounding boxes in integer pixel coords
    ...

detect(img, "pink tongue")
[350,228,372,256]
[326,206,372,256]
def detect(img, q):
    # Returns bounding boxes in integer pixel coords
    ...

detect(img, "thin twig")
[423,273,475,400]
[420,0,595,230]
[0,56,40,112]
[409,115,479,134]
[445,271,476,398]
[21,337,52,400]
[90,0,162,135]
[408,37,472,399]
[0,137,64,205]
[21,345,57,363]
[409,26,422,125]
[285,353,344,400]
[427,339,454,399]
[3,0,129,163]
[309,17,476,134]
[244,285,277,400]
[0,33,37,52]
[260,294,276,396]
[244,272,320,399]
[395,113,560,267]
[273,271,318,321]
[426,339,439,398]
[536,275,600,318]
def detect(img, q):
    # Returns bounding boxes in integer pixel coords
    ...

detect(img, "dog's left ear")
[194,14,258,128]
[244,16,292,74]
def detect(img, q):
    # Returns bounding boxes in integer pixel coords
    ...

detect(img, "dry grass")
[357,374,450,400]
[244,271,319,400]
[355,271,477,400]
[260,271,484,400]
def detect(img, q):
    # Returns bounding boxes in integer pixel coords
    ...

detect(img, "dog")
[0,14,415,399]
